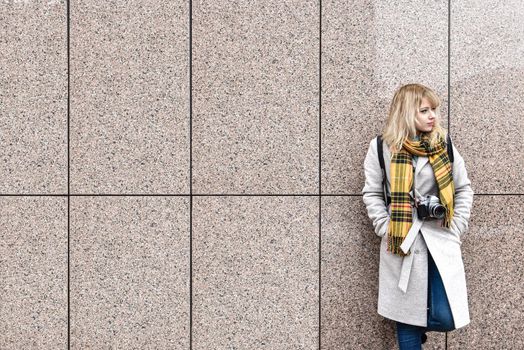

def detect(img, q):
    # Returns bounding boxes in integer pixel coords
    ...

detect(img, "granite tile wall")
[0,1,522,350]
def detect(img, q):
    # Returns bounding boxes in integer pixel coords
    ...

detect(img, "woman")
[361,83,474,349]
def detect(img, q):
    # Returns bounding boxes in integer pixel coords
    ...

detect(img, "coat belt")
[397,217,424,293]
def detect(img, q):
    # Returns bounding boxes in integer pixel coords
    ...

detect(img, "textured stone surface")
[451,0,524,193]
[2,0,523,348]
[321,197,445,349]
[70,197,190,349]
[192,1,319,194]
[0,197,67,349]
[70,1,189,194]
[0,2,67,193]
[322,0,449,195]
[192,197,318,349]
[447,196,523,349]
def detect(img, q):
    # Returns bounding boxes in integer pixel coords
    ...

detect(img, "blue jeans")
[426,251,455,332]
[396,322,426,350]
[396,250,455,349]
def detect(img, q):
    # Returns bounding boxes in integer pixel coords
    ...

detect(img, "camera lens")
[431,204,446,219]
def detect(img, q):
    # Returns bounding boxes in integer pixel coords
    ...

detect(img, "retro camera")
[416,195,446,220]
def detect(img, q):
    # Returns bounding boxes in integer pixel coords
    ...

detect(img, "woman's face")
[415,97,437,135]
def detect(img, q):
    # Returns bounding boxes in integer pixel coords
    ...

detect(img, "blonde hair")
[382,83,447,153]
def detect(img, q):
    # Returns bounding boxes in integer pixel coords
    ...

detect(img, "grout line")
[189,0,193,348]
[66,0,71,348]
[1,193,522,197]
[318,0,322,349]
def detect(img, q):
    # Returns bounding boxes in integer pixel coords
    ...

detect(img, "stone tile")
[70,1,189,194]
[451,1,524,193]
[0,197,67,349]
[447,196,523,349]
[322,0,449,194]
[193,196,318,349]
[70,197,190,349]
[0,2,67,193]
[192,1,319,194]
[321,197,445,349]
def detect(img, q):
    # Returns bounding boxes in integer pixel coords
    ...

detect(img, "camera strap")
[376,135,391,207]
[411,157,417,207]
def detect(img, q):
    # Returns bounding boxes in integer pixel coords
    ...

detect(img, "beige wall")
[1,0,522,349]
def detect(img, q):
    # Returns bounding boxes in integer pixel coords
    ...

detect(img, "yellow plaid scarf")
[387,134,455,256]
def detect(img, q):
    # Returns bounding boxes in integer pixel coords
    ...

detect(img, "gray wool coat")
[361,136,474,328]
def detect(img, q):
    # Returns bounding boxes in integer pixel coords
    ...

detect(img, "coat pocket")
[443,224,462,245]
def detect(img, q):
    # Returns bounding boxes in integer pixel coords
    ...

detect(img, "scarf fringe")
[442,205,452,228]
[387,235,410,256]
